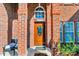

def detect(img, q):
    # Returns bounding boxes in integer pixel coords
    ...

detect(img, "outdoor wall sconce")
[37,26,43,36]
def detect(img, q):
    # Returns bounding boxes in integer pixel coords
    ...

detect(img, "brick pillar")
[46,4,52,47]
[30,19,34,47]
[18,4,27,56]
[12,20,18,39]
[52,3,61,55]
[0,4,8,54]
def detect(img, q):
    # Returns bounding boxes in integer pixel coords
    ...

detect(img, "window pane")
[64,22,74,43]
[36,12,40,18]
[65,32,74,43]
[76,32,79,42]
[76,22,79,42]
[41,12,44,18]
[35,12,44,19]
[65,22,73,31]
[35,7,44,19]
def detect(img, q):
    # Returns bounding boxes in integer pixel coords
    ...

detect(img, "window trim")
[76,22,79,32]
[60,22,63,43]
[35,6,45,12]
[60,22,75,43]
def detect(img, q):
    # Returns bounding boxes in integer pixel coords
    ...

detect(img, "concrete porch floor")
[0,49,18,56]
[0,46,51,56]
[27,46,52,56]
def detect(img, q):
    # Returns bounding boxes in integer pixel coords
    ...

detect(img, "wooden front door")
[34,22,45,46]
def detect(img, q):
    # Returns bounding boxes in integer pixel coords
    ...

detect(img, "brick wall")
[0,4,8,54]
[18,3,27,55]
[52,4,60,45]
[46,4,52,47]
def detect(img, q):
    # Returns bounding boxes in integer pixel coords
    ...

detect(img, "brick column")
[52,3,61,44]
[46,4,52,47]
[18,4,27,56]
[0,4,8,54]
[52,4,61,55]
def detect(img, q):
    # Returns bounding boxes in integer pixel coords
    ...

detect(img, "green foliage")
[57,35,79,56]
[57,42,79,56]
[73,45,79,53]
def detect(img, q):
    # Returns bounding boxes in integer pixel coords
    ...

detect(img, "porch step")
[35,46,46,50]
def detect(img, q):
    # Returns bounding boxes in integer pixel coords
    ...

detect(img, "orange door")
[34,22,44,46]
